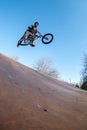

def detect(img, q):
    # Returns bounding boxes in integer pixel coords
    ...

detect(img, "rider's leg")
[24,31,32,39]
[29,40,35,47]
[25,31,35,46]
[18,31,31,43]
[17,35,25,47]
[18,36,25,44]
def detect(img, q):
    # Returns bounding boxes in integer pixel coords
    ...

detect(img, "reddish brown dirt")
[0,54,87,130]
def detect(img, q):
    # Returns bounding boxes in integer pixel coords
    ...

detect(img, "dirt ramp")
[0,54,87,130]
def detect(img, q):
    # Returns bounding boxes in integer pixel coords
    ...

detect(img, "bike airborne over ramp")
[17,22,53,47]
[17,33,53,47]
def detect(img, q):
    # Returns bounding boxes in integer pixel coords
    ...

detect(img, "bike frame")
[27,32,43,41]
[20,32,53,46]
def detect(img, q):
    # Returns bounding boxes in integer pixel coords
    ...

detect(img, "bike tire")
[41,33,53,44]
[19,43,29,46]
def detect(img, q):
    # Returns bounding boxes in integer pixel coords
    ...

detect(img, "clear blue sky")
[0,0,87,83]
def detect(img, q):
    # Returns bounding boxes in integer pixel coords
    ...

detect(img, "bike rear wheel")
[17,39,30,47]
[41,33,53,44]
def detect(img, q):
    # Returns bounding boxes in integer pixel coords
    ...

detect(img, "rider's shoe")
[17,41,21,47]
[29,42,35,47]
[17,43,20,47]
[17,39,22,47]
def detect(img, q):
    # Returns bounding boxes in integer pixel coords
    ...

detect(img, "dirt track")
[0,54,87,130]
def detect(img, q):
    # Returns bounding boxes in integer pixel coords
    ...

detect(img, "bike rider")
[17,22,39,47]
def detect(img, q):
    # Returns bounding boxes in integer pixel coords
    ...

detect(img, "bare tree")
[81,54,87,90]
[33,57,59,78]
[81,54,87,82]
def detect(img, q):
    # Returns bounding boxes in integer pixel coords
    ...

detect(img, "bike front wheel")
[41,33,53,44]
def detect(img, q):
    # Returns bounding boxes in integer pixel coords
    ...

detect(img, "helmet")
[34,22,39,27]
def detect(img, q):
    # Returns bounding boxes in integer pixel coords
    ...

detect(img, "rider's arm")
[37,31,41,35]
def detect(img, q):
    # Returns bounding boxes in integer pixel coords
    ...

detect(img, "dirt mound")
[0,54,87,130]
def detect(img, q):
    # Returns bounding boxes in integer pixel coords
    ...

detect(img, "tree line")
[33,56,87,91]
[12,55,87,91]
